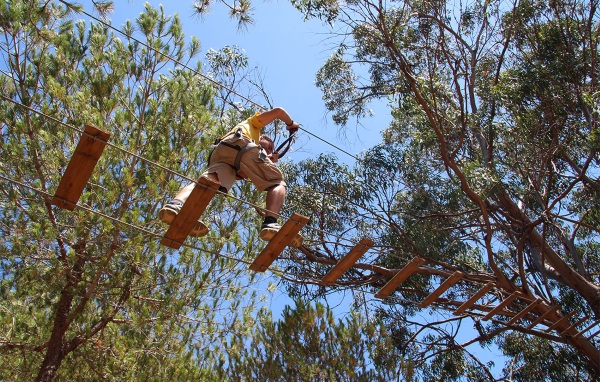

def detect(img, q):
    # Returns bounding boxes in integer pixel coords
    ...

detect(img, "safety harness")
[274,129,297,159]
[215,140,259,172]
[209,128,258,173]
[209,127,297,173]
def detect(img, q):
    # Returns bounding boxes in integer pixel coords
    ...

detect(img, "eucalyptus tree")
[0,1,269,380]
[282,0,600,378]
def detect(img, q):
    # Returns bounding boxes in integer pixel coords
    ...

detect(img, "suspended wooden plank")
[506,298,541,326]
[526,305,560,330]
[375,257,425,299]
[574,319,600,338]
[587,328,600,340]
[161,176,220,249]
[321,238,374,286]
[559,315,589,336]
[418,271,464,308]
[544,310,577,333]
[249,213,309,272]
[482,292,519,321]
[453,282,495,315]
[52,124,111,210]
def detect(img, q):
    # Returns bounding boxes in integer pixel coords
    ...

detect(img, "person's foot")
[259,222,303,247]
[158,200,208,237]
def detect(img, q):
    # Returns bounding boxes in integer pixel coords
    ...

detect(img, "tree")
[223,300,408,381]
[0,1,268,380]
[282,0,600,379]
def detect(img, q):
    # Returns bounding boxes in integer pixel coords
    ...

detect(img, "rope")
[0,94,372,248]
[0,172,391,294]
[0,0,417,269]
[57,0,363,163]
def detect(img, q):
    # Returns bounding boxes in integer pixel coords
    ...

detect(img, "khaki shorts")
[202,134,286,192]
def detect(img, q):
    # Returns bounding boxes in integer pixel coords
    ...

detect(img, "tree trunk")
[36,250,86,382]
[494,188,600,316]
[35,286,75,382]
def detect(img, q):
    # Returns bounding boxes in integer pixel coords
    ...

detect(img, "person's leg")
[239,155,286,221]
[171,182,195,204]
[241,159,303,247]
[171,172,220,204]
[264,184,286,218]
[158,172,223,237]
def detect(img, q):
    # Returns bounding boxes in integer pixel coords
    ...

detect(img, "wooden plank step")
[161,176,220,249]
[52,124,111,210]
[560,315,589,336]
[375,257,425,299]
[574,319,600,338]
[544,310,577,333]
[482,292,519,321]
[249,213,309,272]
[526,305,560,330]
[321,238,374,286]
[506,298,541,326]
[453,282,495,315]
[418,271,464,308]
[587,328,600,340]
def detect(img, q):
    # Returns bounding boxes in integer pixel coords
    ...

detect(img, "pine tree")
[0,2,265,380]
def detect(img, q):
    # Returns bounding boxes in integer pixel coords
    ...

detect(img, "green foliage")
[0,1,266,380]
[223,300,406,381]
[498,333,594,381]
[290,0,340,24]
[290,0,600,378]
[316,51,368,125]
[284,153,370,237]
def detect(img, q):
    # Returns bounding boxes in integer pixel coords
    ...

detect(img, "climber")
[159,107,302,247]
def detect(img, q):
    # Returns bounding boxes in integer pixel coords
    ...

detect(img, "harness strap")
[218,140,242,151]
[210,136,258,172]
[233,143,258,171]
[275,130,297,159]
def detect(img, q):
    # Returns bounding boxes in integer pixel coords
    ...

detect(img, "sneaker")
[259,222,303,248]
[158,200,209,237]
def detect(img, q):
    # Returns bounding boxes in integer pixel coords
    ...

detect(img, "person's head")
[259,135,274,154]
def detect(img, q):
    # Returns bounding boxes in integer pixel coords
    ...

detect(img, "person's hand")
[286,121,300,135]
[268,151,280,163]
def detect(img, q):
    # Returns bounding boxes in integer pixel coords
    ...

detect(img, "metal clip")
[258,149,267,161]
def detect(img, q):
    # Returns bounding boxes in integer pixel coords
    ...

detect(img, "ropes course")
[4,88,599,360]
[0,93,380,287]
[1,0,599,370]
